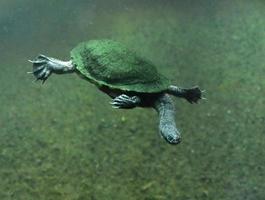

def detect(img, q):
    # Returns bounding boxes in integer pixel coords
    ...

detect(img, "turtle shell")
[70,39,170,93]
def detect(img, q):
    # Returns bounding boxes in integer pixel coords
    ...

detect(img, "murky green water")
[0,0,265,199]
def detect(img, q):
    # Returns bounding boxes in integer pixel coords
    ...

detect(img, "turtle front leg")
[28,54,75,83]
[111,94,141,109]
[167,85,205,104]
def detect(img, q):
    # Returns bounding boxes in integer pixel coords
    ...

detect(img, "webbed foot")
[28,54,75,83]
[110,94,141,109]
[183,86,205,104]
[28,55,53,83]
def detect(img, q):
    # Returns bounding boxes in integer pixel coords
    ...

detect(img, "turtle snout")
[166,134,181,145]
[159,124,182,145]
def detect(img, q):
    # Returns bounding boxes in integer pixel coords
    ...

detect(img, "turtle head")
[161,126,181,145]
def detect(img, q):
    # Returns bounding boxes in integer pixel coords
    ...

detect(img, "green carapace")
[70,40,170,93]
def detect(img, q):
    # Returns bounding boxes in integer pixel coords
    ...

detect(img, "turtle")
[29,39,204,145]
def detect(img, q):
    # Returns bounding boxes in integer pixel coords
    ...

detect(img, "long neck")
[154,94,181,144]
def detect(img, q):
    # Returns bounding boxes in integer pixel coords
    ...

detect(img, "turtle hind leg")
[28,54,75,83]
[110,94,141,109]
[167,85,204,104]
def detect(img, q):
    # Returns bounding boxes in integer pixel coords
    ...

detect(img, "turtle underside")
[70,40,170,93]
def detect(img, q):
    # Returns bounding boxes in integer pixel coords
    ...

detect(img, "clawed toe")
[36,69,46,79]
[111,94,140,109]
[37,54,51,61]
[111,95,131,108]
[28,59,46,65]
[184,86,206,104]
[33,65,45,73]
[110,102,122,109]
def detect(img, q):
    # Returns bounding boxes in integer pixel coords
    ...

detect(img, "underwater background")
[0,0,265,199]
